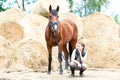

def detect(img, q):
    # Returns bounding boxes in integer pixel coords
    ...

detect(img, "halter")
[50,22,58,32]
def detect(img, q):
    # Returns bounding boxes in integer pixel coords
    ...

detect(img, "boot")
[70,70,74,77]
[70,67,75,78]
[79,65,86,77]
[79,70,84,77]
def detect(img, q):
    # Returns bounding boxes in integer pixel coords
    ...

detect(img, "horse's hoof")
[59,70,63,75]
[59,71,63,75]
[65,67,68,70]
[47,71,51,75]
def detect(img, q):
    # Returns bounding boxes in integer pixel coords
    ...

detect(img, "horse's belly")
[62,27,74,43]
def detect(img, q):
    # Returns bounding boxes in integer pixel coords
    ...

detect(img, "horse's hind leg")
[71,41,77,50]
[69,39,77,58]
[63,44,69,70]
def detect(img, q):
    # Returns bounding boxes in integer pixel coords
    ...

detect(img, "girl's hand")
[78,62,81,68]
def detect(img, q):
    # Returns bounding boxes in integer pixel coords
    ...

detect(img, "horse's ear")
[56,5,59,12]
[49,5,52,12]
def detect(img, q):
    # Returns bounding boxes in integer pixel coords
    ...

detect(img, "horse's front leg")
[58,50,63,74]
[63,44,69,70]
[47,45,52,74]
[58,42,63,75]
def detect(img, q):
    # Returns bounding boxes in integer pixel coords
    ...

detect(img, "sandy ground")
[0,69,120,80]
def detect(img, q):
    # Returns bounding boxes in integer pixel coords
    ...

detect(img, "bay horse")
[45,5,78,74]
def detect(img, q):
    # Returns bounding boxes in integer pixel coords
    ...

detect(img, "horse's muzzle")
[50,22,58,31]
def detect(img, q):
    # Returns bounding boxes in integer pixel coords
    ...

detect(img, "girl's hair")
[77,42,85,51]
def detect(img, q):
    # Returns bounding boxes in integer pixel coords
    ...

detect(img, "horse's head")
[49,5,59,32]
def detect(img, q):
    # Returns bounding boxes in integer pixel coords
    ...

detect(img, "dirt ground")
[0,69,120,80]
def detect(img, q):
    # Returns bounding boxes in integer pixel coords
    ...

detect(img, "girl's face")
[77,44,83,51]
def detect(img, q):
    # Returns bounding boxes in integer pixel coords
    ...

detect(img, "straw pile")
[32,0,69,17]
[0,12,13,23]
[0,22,24,43]
[7,38,48,72]
[0,12,24,43]
[82,12,120,68]
[18,13,48,47]
[0,36,12,72]
[4,8,25,21]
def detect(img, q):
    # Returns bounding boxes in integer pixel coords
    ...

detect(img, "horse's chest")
[47,33,57,44]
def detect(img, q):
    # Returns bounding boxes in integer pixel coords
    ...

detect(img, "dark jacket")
[75,49,86,63]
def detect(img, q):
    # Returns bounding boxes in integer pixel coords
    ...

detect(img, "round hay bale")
[4,8,25,21]
[60,13,83,39]
[0,36,12,72]
[18,13,48,47]
[0,21,24,43]
[15,38,48,72]
[19,13,48,27]
[82,12,120,68]
[31,0,70,18]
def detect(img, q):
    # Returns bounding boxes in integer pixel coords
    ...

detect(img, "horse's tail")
[69,42,72,59]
